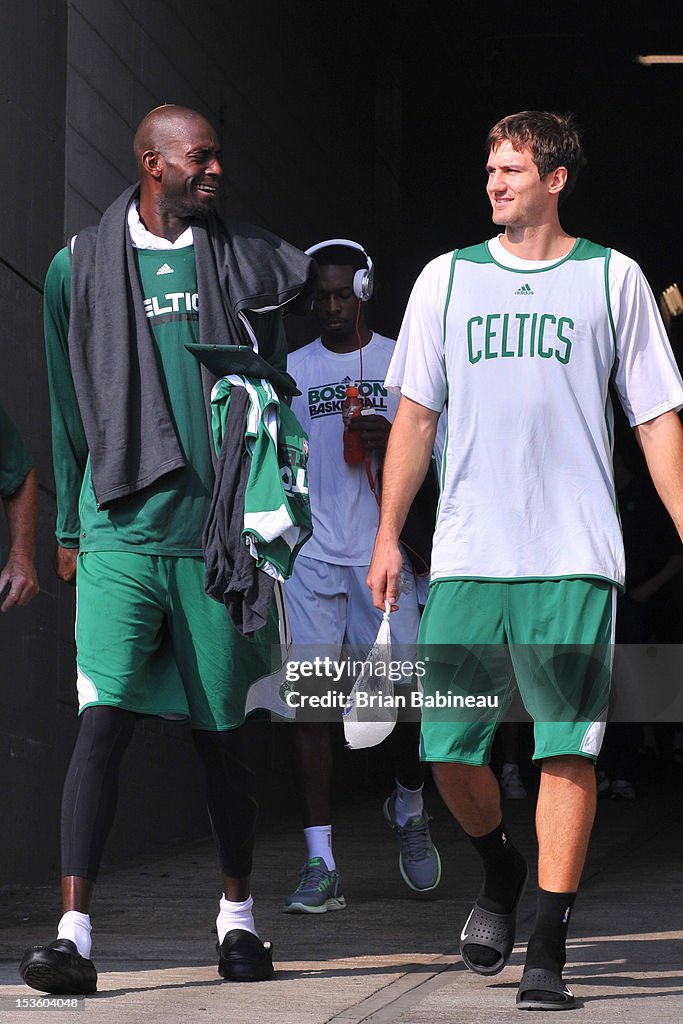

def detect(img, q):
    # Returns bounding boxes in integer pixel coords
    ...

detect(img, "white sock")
[216,894,256,944]
[394,782,424,826]
[57,911,92,959]
[304,825,335,870]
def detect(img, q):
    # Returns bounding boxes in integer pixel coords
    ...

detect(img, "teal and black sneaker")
[383,792,442,893]
[284,857,346,914]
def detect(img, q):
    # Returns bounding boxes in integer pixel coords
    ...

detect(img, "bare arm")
[367,395,439,610]
[1,467,39,611]
[635,409,683,541]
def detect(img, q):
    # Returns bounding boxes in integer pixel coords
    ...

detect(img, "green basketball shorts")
[417,578,615,764]
[75,551,279,730]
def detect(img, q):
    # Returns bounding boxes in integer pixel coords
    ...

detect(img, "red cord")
[365,455,379,505]
[355,298,363,387]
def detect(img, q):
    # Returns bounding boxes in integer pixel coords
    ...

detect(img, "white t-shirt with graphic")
[288,333,398,564]
[386,236,683,586]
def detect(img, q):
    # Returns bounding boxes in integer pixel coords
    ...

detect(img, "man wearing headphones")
[283,241,441,913]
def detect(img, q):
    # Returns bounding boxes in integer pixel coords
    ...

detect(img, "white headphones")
[305,238,374,302]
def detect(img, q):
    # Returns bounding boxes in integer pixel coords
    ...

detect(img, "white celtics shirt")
[288,333,399,564]
[387,236,683,586]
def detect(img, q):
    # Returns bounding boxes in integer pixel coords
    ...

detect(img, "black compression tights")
[61,706,136,880]
[191,726,258,880]
[60,708,258,882]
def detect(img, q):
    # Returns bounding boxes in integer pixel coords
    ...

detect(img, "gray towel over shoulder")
[67,183,315,509]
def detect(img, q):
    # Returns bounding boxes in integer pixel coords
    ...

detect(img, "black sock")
[469,822,527,914]
[463,823,527,969]
[524,887,576,979]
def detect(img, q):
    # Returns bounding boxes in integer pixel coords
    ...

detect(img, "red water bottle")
[342,384,365,465]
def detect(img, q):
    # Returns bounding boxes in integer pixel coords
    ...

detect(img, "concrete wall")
[63,0,381,238]
[62,0,407,337]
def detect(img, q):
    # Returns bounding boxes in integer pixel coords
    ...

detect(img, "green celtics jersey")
[44,242,287,555]
[210,376,312,579]
[388,236,683,586]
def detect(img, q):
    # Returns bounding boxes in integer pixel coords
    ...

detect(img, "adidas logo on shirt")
[515,283,534,295]
[156,263,174,276]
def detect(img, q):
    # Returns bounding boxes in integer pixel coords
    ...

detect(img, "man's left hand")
[349,413,392,454]
[0,552,39,612]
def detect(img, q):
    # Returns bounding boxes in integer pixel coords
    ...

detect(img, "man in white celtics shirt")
[368,111,683,1010]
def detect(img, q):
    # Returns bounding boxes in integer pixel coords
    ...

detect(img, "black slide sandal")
[460,864,528,976]
[516,967,576,1010]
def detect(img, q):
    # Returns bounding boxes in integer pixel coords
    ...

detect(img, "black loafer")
[18,939,97,995]
[217,928,274,982]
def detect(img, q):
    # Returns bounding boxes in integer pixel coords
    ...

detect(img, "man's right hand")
[56,546,79,583]
[367,531,404,612]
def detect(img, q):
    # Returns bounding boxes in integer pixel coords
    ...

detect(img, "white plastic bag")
[343,602,397,749]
